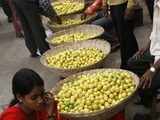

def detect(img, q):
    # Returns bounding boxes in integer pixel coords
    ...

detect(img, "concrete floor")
[0,1,153,118]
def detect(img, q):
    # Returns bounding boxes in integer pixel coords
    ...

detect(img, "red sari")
[0,105,125,120]
[0,106,48,120]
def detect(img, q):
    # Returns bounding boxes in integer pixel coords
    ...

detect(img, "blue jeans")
[91,12,114,41]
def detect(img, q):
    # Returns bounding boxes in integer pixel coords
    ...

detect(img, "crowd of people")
[0,0,160,119]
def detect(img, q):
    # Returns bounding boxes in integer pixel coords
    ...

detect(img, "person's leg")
[145,0,154,21]
[92,17,114,40]
[125,16,139,62]
[1,0,12,22]
[92,16,113,29]
[13,1,38,56]
[91,16,120,51]
[110,3,127,68]
[22,8,49,54]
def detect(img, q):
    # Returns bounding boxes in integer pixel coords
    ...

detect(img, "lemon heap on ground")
[55,71,135,113]
[52,2,84,15]
[52,33,92,44]
[46,48,105,69]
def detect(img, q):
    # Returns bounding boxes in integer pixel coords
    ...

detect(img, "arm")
[84,0,103,15]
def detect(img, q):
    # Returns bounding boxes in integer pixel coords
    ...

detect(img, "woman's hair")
[9,68,44,107]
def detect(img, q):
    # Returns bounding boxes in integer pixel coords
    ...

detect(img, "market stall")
[41,0,141,120]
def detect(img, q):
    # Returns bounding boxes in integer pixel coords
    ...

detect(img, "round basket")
[52,0,85,16]
[48,13,97,32]
[51,68,140,120]
[47,24,104,46]
[40,39,110,77]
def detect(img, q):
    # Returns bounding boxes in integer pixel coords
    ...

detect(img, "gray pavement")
[0,1,154,119]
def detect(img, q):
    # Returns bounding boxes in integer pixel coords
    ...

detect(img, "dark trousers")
[145,0,154,21]
[13,0,49,54]
[127,51,160,107]
[110,3,138,68]
[1,0,12,19]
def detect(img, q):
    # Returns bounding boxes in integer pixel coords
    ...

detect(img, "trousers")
[110,2,138,68]
[13,0,49,54]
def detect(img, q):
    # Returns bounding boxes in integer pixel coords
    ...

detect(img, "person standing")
[127,0,160,118]
[12,0,61,57]
[83,0,139,69]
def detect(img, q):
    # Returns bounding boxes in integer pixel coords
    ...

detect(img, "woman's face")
[21,86,46,111]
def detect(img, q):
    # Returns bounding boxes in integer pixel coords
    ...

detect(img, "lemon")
[56,71,136,113]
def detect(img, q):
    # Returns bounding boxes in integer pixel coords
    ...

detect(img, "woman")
[83,0,139,69]
[0,68,57,120]
[12,0,61,57]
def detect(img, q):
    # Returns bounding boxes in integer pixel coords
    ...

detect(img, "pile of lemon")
[46,48,105,69]
[55,19,83,25]
[52,33,92,44]
[52,2,84,15]
[55,71,135,113]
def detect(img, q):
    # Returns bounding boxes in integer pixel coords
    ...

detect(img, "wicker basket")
[47,24,104,46]
[52,0,85,16]
[48,13,97,32]
[51,68,140,120]
[40,39,110,77]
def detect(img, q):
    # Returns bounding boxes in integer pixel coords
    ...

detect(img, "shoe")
[36,50,42,56]
[30,53,39,58]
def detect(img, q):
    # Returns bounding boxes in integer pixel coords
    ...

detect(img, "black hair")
[9,68,44,107]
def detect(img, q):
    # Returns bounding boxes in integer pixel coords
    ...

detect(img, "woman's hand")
[43,92,56,116]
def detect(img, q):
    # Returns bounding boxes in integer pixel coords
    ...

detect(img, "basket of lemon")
[50,68,139,120]
[40,39,110,77]
[48,13,97,32]
[52,0,85,16]
[47,24,104,46]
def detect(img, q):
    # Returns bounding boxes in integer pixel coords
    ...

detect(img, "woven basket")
[40,39,110,77]
[48,13,97,32]
[52,0,85,16]
[47,24,104,46]
[50,68,140,120]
